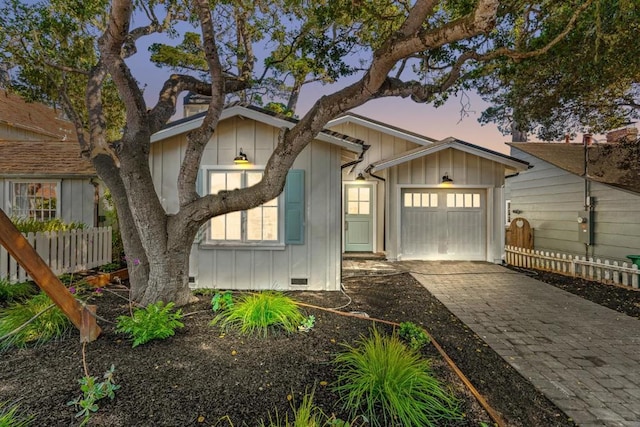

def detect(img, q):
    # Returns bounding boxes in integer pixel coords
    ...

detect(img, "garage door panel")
[401,208,440,256]
[401,189,486,260]
[447,210,484,258]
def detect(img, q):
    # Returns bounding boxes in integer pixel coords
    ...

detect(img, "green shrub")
[0,279,36,304]
[11,217,85,233]
[116,301,184,347]
[211,291,305,337]
[398,321,430,351]
[0,292,71,351]
[333,329,461,427]
[0,401,33,426]
[211,290,234,312]
[67,365,120,427]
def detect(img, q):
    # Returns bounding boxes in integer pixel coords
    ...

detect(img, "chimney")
[606,127,638,144]
[564,134,570,144]
[583,133,592,146]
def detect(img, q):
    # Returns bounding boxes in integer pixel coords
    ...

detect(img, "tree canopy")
[0,0,602,305]
[476,0,640,141]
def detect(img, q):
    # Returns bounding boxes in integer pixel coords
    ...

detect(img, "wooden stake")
[0,209,101,341]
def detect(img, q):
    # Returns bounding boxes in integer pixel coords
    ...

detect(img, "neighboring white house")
[328,114,529,263]
[0,90,100,226]
[506,136,640,263]
[150,104,365,291]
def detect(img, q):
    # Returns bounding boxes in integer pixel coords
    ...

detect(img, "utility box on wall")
[577,211,594,245]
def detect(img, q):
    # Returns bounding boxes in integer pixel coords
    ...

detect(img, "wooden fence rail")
[505,245,639,289]
[0,227,112,282]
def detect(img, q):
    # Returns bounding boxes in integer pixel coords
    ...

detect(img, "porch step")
[343,252,387,261]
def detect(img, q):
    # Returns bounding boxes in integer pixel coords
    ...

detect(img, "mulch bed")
[1,267,637,426]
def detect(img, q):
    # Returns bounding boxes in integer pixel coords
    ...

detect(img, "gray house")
[0,90,100,226]
[506,134,640,263]
[329,114,529,263]
[150,104,365,291]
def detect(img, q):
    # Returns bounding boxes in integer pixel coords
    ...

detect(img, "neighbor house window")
[207,170,279,244]
[11,181,59,221]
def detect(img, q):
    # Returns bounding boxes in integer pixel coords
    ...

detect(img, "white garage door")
[401,189,486,260]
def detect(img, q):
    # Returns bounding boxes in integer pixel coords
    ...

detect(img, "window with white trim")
[11,181,59,220]
[446,193,481,208]
[403,192,438,207]
[207,170,279,244]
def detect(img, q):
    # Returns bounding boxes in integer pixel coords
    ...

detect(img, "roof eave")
[328,114,436,146]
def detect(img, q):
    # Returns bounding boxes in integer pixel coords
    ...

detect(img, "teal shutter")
[285,169,305,245]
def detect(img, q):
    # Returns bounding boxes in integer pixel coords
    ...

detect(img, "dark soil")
[1,267,637,426]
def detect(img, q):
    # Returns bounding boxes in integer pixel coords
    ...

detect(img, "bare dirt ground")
[1,267,637,426]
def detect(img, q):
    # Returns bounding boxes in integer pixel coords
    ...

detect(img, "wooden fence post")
[0,209,100,342]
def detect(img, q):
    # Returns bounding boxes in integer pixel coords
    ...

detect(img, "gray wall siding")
[508,149,640,262]
[386,148,506,262]
[0,178,95,226]
[152,117,342,291]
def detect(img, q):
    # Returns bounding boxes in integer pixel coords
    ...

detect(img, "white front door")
[344,184,374,252]
[401,189,486,260]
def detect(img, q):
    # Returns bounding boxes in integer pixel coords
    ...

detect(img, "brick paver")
[390,261,640,427]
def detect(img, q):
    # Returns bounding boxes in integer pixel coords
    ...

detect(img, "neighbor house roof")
[0,140,95,178]
[0,89,76,141]
[370,137,529,172]
[152,104,367,153]
[328,113,438,146]
[508,142,640,194]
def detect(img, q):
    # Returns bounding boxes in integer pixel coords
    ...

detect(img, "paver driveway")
[397,261,640,427]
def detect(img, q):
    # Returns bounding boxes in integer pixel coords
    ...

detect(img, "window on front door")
[207,170,279,244]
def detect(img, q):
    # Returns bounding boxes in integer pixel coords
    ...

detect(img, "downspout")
[364,164,386,251]
[340,144,370,170]
[583,134,592,258]
[90,178,100,227]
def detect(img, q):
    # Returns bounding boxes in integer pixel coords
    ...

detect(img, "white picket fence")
[505,245,639,289]
[0,227,112,283]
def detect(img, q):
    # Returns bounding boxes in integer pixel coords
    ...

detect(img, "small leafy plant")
[298,315,316,332]
[0,292,70,351]
[0,401,33,426]
[67,365,120,426]
[333,328,461,427]
[211,290,234,312]
[116,301,184,347]
[211,291,305,337]
[398,321,430,351]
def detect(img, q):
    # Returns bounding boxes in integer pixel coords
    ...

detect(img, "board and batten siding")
[0,178,95,226]
[331,121,422,253]
[507,149,640,262]
[150,116,343,291]
[386,148,506,263]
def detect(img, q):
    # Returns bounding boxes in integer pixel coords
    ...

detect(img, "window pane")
[227,173,242,190]
[247,208,262,240]
[447,193,455,207]
[464,193,472,207]
[404,193,412,207]
[421,194,429,207]
[348,187,358,201]
[359,188,370,202]
[455,194,463,207]
[210,216,226,240]
[247,172,263,187]
[348,201,359,214]
[263,207,278,240]
[226,212,241,240]
[430,193,438,207]
[359,201,370,215]
[413,194,420,206]
[210,173,226,194]
[473,194,481,207]
[264,197,278,207]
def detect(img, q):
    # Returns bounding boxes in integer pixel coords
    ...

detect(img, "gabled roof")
[370,137,529,172]
[509,142,640,194]
[328,112,438,146]
[0,140,95,177]
[0,89,76,141]
[152,104,366,153]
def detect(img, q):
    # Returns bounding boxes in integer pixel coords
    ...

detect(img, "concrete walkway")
[344,260,640,427]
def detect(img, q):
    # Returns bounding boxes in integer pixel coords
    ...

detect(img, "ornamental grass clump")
[211,291,305,337]
[0,292,70,351]
[116,301,184,347]
[0,279,36,304]
[333,328,462,427]
[0,401,33,426]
